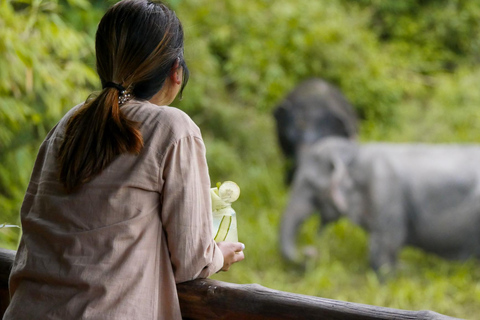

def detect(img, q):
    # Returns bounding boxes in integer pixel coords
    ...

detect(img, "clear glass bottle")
[212,204,238,242]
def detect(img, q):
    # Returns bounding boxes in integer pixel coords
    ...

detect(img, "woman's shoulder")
[44,103,84,140]
[124,100,202,140]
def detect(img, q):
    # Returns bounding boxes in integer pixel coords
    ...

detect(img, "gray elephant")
[273,78,358,184]
[280,137,480,272]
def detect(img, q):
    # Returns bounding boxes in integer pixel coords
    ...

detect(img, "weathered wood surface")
[177,279,460,320]
[0,248,461,320]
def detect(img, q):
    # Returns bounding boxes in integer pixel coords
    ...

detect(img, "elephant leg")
[369,233,400,274]
[368,214,408,278]
[366,157,406,274]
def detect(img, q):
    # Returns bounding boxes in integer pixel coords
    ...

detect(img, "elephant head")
[273,78,358,184]
[280,137,363,263]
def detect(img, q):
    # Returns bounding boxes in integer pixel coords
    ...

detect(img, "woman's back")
[5,101,223,319]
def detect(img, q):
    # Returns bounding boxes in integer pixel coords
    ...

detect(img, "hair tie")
[103,82,132,105]
[103,82,126,92]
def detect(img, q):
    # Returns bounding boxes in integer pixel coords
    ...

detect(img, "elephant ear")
[329,156,349,213]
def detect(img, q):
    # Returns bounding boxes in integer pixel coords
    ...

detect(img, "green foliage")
[179,0,404,122]
[345,0,480,142]
[0,0,102,248]
[1,0,480,317]
[356,0,480,69]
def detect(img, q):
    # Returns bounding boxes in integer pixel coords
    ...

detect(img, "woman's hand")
[216,241,245,271]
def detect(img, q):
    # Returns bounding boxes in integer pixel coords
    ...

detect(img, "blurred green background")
[1,0,480,318]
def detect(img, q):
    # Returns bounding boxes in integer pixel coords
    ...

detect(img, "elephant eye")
[296,119,306,129]
[327,161,335,172]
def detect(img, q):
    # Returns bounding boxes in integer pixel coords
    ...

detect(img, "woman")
[4,1,244,319]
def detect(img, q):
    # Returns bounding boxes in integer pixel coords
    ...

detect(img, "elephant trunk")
[280,181,316,263]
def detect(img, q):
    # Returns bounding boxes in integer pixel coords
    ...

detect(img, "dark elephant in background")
[273,78,358,183]
[280,137,480,272]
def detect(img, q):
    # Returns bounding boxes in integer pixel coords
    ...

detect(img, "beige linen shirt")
[4,101,224,320]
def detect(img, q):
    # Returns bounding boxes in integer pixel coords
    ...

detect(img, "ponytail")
[58,87,143,191]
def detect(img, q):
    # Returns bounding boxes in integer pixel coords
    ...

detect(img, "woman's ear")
[170,58,182,85]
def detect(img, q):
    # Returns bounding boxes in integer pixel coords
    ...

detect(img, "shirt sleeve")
[160,135,224,283]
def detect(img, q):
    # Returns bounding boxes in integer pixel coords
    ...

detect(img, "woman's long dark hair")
[58,0,189,191]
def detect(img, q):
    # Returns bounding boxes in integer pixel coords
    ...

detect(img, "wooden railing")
[0,248,461,319]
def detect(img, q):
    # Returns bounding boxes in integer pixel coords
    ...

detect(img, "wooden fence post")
[177,279,460,320]
[0,248,462,320]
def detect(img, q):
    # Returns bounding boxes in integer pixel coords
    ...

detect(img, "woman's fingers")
[217,241,245,271]
[233,242,245,252]
[234,250,245,261]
